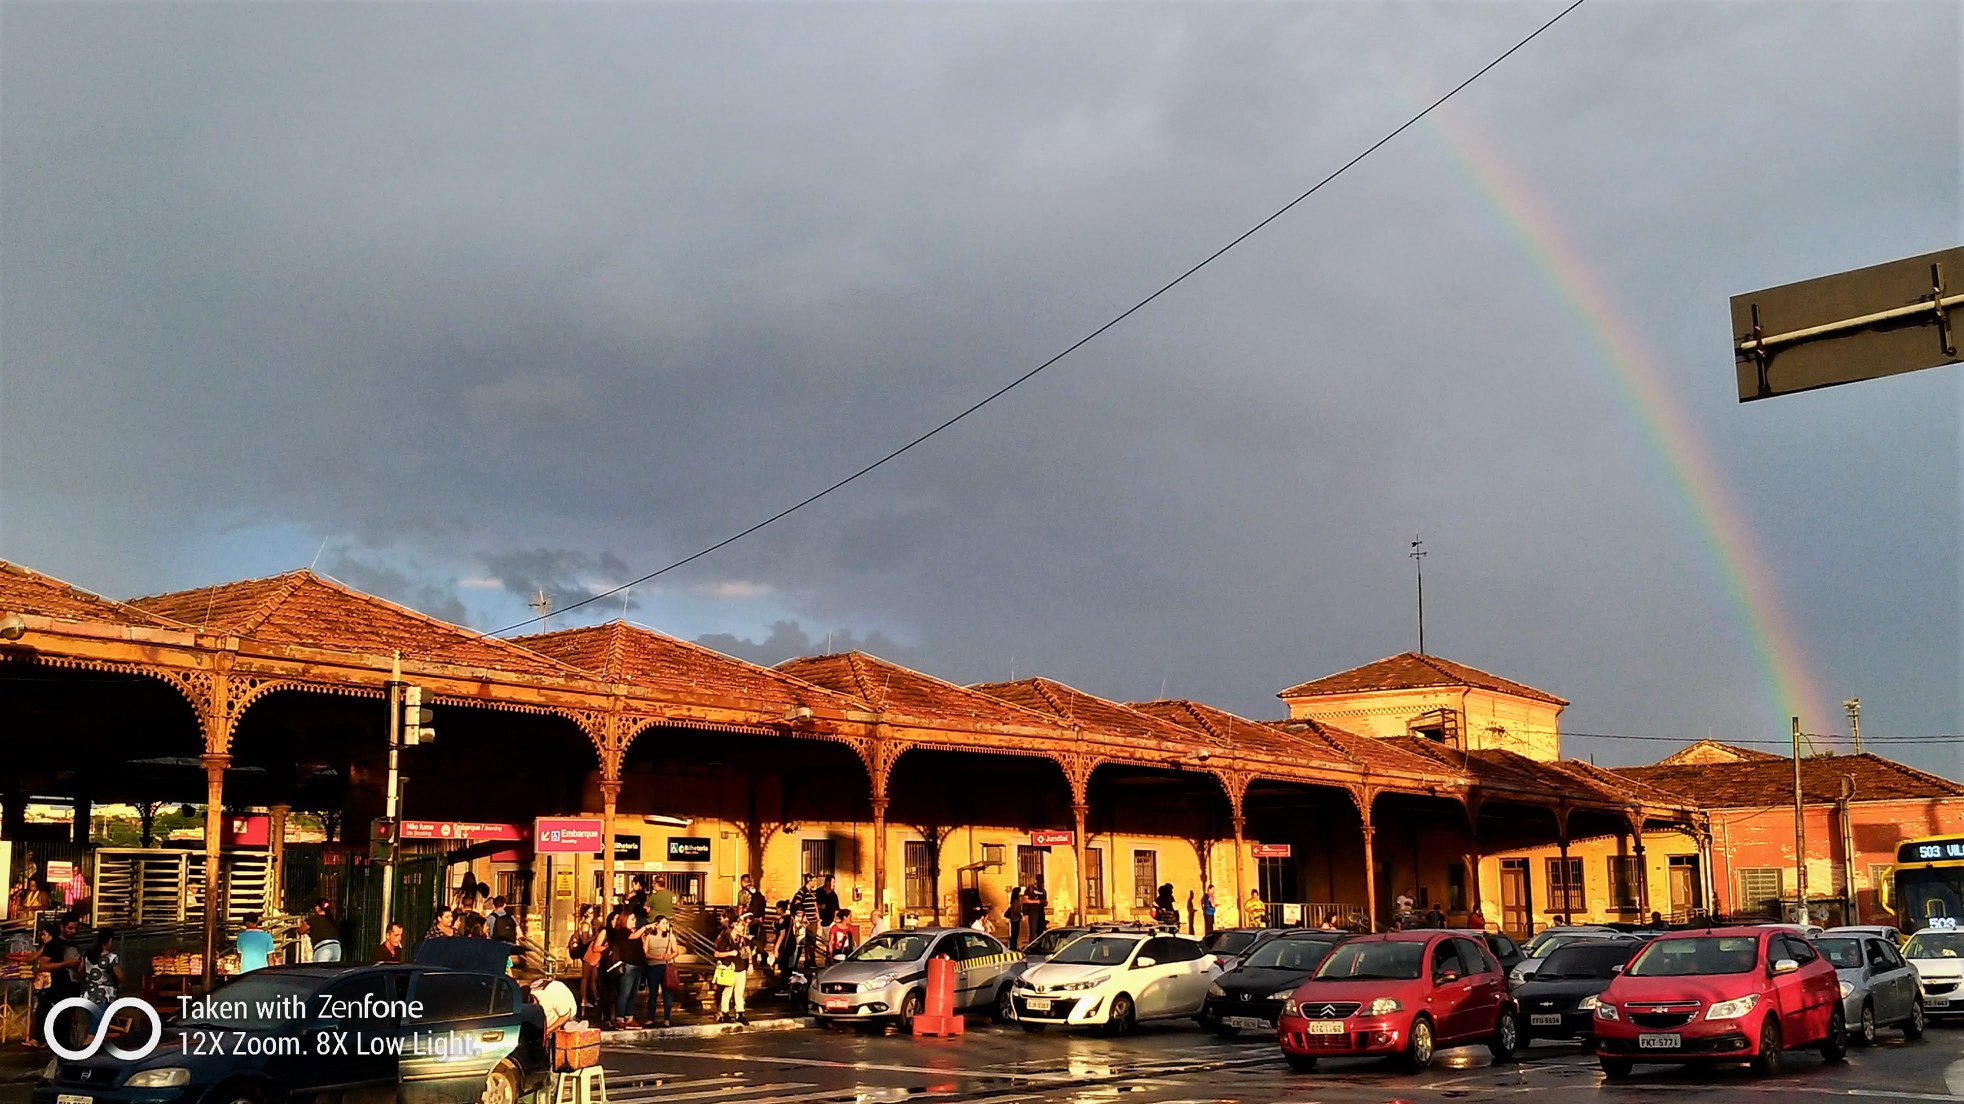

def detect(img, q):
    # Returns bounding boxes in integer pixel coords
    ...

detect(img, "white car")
[1904,927,1964,1017]
[1009,931,1220,1033]
[1826,924,1904,946]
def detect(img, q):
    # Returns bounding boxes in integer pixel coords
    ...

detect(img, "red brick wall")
[1709,798,1964,924]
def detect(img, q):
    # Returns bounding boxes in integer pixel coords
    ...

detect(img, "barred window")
[1085,847,1105,910]
[1607,856,1643,910]
[904,841,934,910]
[1545,858,1585,913]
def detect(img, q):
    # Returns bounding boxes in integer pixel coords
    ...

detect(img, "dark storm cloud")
[696,623,929,670]
[2,3,1957,773]
[320,552,472,627]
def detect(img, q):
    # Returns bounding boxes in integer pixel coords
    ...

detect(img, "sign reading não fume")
[667,836,711,862]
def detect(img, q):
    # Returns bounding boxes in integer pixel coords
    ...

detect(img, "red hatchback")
[1276,931,1519,1072]
[1593,926,1846,1078]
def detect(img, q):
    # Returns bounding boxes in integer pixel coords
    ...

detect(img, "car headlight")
[1271,988,1301,1001]
[1839,980,1854,999]
[865,973,895,990]
[1578,994,1601,1012]
[1062,977,1105,992]
[1282,998,1301,1018]
[1208,982,1226,997]
[1705,994,1760,1021]
[1594,1001,1620,1021]
[1509,969,1528,985]
[126,1069,192,1088]
[1364,997,1402,1016]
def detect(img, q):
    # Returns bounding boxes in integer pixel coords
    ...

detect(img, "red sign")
[221,814,271,848]
[534,816,605,854]
[1251,843,1291,859]
[399,820,524,841]
[1031,830,1074,847]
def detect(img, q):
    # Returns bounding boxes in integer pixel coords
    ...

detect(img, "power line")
[458,0,1594,642]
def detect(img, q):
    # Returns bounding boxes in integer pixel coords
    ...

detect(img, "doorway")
[1499,859,1532,938]
[1667,856,1701,918]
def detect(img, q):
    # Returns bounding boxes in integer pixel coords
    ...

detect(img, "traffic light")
[402,685,435,745]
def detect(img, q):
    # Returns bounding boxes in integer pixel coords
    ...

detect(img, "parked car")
[1011,931,1219,1032]
[35,957,545,1104]
[1201,927,1303,973]
[1902,927,1964,1018]
[1591,926,1845,1078]
[1463,929,1525,977]
[1514,939,1640,1047]
[1523,925,1618,958]
[1825,924,1904,946]
[1760,922,1826,940]
[1276,930,1519,1072]
[1814,932,1924,1044]
[810,928,1016,1029]
[1510,932,1635,986]
[1199,931,1350,1035]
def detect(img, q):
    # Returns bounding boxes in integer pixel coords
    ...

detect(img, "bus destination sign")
[1898,837,1964,863]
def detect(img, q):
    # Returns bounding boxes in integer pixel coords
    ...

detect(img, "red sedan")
[1276,931,1519,1072]
[1592,926,1846,1078]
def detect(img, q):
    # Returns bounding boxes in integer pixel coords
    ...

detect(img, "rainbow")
[1409,106,1832,744]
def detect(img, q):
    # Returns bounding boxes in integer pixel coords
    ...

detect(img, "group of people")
[1392,887,1486,931]
[22,912,121,1050]
[565,892,686,1029]
[968,878,1050,947]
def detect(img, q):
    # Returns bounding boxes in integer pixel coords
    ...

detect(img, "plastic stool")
[550,1067,608,1104]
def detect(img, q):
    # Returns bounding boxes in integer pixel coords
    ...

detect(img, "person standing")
[24,923,53,1049]
[303,899,342,962]
[1155,883,1176,927]
[611,910,648,1027]
[642,915,681,1028]
[1201,885,1217,936]
[80,929,122,1043]
[826,908,857,963]
[374,922,406,963]
[236,913,274,973]
[789,874,820,973]
[487,896,519,944]
[35,919,83,1049]
[816,875,840,926]
[713,912,749,1026]
[1244,888,1265,927]
[1185,890,1196,935]
[1005,884,1025,950]
[1023,878,1048,940]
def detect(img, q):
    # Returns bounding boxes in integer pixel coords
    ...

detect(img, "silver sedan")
[1816,933,1926,1044]
[809,928,1018,1030]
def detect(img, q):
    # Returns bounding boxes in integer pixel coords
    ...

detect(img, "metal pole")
[1791,716,1808,923]
[1736,290,1964,358]
[381,651,402,930]
[1410,537,1427,655]
[1845,699,1862,755]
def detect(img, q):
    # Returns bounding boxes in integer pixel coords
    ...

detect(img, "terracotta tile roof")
[777,652,1062,730]
[967,677,1202,746]
[1279,652,1568,707]
[130,570,575,676]
[1267,717,1466,778]
[1652,739,1784,765]
[0,560,181,627]
[1382,739,1691,809]
[518,622,865,711]
[1618,752,1964,808]
[1128,699,1357,769]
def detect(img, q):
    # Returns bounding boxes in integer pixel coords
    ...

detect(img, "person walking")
[775,913,810,993]
[236,913,273,973]
[1023,878,1048,941]
[642,915,681,1028]
[1005,884,1025,950]
[486,896,520,944]
[713,912,749,1025]
[1201,885,1217,936]
[80,929,122,1044]
[303,899,342,962]
[816,875,840,926]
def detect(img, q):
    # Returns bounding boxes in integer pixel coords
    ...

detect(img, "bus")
[1890,835,1964,933]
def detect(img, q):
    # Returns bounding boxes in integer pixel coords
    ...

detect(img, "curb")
[602,1017,812,1043]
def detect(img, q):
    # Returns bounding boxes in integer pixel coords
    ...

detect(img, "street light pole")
[381,650,402,930]
[1844,698,1862,755]
[1791,716,1808,924]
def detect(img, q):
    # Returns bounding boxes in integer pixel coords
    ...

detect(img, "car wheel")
[1751,1016,1784,1077]
[1853,1000,1875,1046]
[898,989,924,1033]
[995,986,1016,1025]
[479,1060,519,1104]
[1820,1005,1848,1063]
[1599,1059,1633,1080]
[1107,994,1136,1036]
[1284,1053,1319,1073]
[1906,997,1927,1040]
[1489,1009,1521,1061]
[1403,1015,1436,1072]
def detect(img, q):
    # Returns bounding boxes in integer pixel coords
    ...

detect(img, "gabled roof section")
[1280,652,1568,707]
[968,677,1200,746]
[518,622,866,711]
[0,560,183,628]
[1268,717,1464,778]
[776,652,1064,731]
[1618,752,1964,808]
[1129,699,1357,769]
[1653,739,1783,766]
[1383,739,1683,809]
[131,571,576,676]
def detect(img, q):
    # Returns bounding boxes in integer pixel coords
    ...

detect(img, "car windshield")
[1625,936,1759,977]
[1527,933,1594,959]
[175,973,323,1027]
[1315,941,1425,981]
[1244,937,1340,972]
[1815,937,1865,970]
[1205,931,1261,956]
[1050,936,1140,967]
[1905,932,1964,959]
[1027,929,1079,957]
[1534,944,1633,980]
[850,933,933,962]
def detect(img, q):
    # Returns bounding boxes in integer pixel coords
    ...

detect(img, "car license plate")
[1638,1033,1682,1050]
[822,997,850,1011]
[1307,1020,1346,1035]
[58,1095,90,1104]
[1530,1013,1564,1026]
[1024,998,1052,1011]
[1225,1016,1270,1030]
[1929,996,1950,1008]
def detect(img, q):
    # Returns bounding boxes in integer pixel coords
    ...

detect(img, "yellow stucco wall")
[1282,687,1564,761]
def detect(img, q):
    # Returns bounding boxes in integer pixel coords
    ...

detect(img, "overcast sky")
[4,2,1959,773]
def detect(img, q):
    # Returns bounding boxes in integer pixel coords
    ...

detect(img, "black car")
[1199,931,1349,1035]
[34,947,545,1104]
[1513,939,1641,1046]
[1200,927,1305,973]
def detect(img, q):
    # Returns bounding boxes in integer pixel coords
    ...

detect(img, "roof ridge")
[1175,700,1229,744]
[1847,752,1964,795]
[843,653,884,707]
[1030,679,1073,723]
[302,571,588,676]
[0,560,188,628]
[237,571,313,634]
[606,623,868,705]
[604,621,630,683]
[817,653,1067,728]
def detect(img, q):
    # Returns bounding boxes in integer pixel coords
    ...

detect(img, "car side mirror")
[1772,958,1800,976]
[1133,956,1158,969]
[1611,964,1624,973]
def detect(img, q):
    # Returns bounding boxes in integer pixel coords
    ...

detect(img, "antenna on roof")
[1410,535,1428,655]
[310,537,329,570]
[530,591,552,632]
